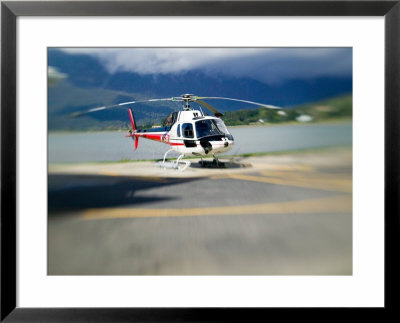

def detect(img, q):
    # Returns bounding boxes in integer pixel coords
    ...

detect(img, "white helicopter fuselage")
[133,109,234,157]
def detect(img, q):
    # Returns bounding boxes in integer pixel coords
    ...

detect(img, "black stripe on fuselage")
[198,135,226,141]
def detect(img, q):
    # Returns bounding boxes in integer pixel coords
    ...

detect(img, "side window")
[177,124,181,137]
[182,123,194,138]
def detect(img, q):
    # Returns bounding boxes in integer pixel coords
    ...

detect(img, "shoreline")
[48,118,352,134]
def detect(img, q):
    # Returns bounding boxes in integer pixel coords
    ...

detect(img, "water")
[49,122,352,164]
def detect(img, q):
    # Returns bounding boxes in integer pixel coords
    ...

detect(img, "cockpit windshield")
[195,120,221,138]
[195,119,231,139]
[214,119,230,135]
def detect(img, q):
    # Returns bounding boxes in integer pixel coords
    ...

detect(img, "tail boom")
[126,108,171,149]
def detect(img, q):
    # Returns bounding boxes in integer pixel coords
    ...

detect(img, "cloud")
[48,66,67,79]
[60,48,352,85]
[48,66,67,87]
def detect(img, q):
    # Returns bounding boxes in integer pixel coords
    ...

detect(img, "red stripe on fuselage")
[137,133,162,141]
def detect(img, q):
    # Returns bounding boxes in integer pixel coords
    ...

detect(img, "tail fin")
[128,108,136,131]
[128,108,139,150]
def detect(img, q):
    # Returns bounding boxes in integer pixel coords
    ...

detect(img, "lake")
[49,122,352,164]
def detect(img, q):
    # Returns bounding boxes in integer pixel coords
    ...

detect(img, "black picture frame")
[1,1,399,321]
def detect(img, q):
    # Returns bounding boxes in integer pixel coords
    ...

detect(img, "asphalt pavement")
[48,147,352,275]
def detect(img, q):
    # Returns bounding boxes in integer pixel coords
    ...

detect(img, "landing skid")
[156,149,190,171]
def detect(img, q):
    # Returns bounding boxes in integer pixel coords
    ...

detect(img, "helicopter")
[71,94,281,170]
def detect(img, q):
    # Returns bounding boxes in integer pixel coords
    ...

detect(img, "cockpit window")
[182,123,194,138]
[214,119,230,135]
[177,124,181,137]
[195,119,222,138]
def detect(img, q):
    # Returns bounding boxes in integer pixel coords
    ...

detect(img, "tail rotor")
[126,108,139,150]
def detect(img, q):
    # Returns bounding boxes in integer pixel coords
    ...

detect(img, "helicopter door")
[182,123,196,147]
[182,123,194,138]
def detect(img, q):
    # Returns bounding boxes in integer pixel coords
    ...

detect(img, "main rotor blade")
[196,100,223,117]
[69,97,180,117]
[197,97,282,110]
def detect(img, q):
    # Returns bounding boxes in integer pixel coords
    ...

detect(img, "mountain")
[222,94,352,126]
[48,49,352,130]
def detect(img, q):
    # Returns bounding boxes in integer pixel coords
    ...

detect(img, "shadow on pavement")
[48,174,201,215]
[190,159,252,169]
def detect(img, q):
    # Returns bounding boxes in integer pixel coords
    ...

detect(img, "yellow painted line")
[81,194,351,221]
[97,171,168,182]
[98,170,120,176]
[261,170,351,181]
[227,174,352,193]
[260,171,352,191]
[260,165,315,172]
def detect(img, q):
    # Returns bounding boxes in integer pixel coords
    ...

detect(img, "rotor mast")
[182,94,195,111]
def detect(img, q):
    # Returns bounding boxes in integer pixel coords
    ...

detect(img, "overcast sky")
[60,48,352,85]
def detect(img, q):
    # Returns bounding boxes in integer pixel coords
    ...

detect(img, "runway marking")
[81,194,352,221]
[227,173,352,193]
[98,170,120,176]
[258,165,315,172]
[98,171,169,182]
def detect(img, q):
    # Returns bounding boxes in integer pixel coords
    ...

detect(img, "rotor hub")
[181,94,197,110]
